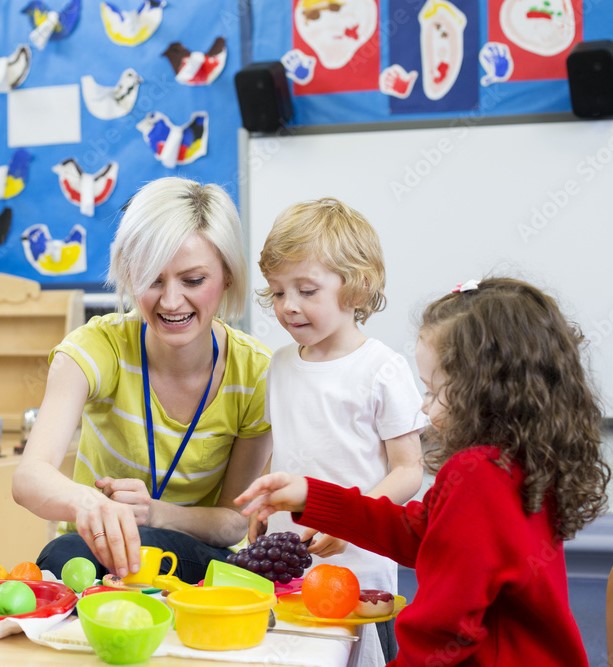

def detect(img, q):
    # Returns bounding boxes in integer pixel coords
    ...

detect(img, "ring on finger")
[93,531,106,541]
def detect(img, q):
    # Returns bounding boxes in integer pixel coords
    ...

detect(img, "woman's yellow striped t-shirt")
[51,312,271,533]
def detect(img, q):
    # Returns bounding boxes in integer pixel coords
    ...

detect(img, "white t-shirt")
[267,338,427,590]
[266,339,426,667]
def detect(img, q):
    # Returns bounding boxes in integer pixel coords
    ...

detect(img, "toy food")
[227,531,313,584]
[354,589,394,618]
[102,574,132,590]
[61,557,97,593]
[9,561,43,581]
[0,580,37,615]
[95,599,154,629]
[301,563,360,619]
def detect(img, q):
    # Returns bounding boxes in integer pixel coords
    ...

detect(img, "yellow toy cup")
[123,546,178,586]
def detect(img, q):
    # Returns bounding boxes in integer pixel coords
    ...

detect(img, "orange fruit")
[301,564,360,619]
[9,561,43,581]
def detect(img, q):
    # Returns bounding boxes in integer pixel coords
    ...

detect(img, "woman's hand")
[96,477,153,526]
[74,489,142,578]
[234,472,308,521]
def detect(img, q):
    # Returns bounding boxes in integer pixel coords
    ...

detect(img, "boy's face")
[415,332,448,430]
[266,259,357,356]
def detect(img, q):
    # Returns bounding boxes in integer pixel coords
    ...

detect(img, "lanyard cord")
[141,322,219,500]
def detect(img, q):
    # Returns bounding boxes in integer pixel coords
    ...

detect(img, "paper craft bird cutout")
[21,223,87,275]
[0,149,33,200]
[0,208,12,245]
[101,0,166,47]
[52,159,118,217]
[0,44,32,92]
[162,37,227,86]
[22,0,81,50]
[81,68,143,120]
[136,111,209,169]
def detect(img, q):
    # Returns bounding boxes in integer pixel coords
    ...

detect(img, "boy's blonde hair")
[257,197,385,324]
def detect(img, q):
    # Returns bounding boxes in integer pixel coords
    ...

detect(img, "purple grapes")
[227,531,313,583]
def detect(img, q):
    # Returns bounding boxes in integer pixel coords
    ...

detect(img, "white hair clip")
[452,279,480,293]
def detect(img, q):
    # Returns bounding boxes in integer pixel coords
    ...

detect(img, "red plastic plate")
[0,579,78,621]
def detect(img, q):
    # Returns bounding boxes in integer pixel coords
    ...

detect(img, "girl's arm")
[12,353,142,578]
[236,472,423,567]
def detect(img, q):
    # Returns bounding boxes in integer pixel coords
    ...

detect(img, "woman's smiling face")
[137,232,227,346]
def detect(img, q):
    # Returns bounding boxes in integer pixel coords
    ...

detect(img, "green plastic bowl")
[76,591,173,664]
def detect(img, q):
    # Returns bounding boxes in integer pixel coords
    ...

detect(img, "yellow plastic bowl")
[166,586,276,651]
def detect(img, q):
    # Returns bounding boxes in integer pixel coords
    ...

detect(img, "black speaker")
[234,62,292,133]
[567,40,613,119]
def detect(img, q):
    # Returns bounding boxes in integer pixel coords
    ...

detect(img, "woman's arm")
[143,431,273,546]
[12,352,142,578]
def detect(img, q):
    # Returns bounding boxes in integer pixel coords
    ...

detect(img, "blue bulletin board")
[0,1,246,289]
[3,1,613,289]
[251,0,613,124]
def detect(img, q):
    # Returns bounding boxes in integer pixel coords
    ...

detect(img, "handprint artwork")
[479,42,514,85]
[282,49,316,85]
[419,0,467,101]
[499,0,575,56]
[379,65,419,99]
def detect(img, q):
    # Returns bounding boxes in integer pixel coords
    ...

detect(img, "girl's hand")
[74,492,141,578]
[234,472,308,520]
[96,477,152,526]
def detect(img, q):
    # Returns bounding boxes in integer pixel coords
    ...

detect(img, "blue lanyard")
[140,322,219,500]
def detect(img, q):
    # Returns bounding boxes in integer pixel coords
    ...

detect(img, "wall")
[243,117,613,416]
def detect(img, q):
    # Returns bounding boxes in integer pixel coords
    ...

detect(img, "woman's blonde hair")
[257,197,385,324]
[420,277,610,539]
[108,177,247,322]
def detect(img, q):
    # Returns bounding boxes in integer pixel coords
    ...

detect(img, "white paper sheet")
[8,84,81,147]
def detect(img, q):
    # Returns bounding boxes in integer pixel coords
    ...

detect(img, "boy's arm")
[248,454,272,543]
[366,431,423,504]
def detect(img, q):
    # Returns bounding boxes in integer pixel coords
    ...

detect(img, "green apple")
[0,581,37,615]
[61,557,97,593]
[95,599,154,629]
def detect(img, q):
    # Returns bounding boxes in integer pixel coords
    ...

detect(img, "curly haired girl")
[236,276,610,667]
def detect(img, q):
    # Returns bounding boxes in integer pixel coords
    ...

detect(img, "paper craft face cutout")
[419,0,467,101]
[81,68,142,120]
[499,0,575,56]
[100,0,166,47]
[294,0,377,70]
[52,159,118,217]
[21,223,87,275]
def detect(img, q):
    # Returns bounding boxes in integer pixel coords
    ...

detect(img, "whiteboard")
[241,118,613,417]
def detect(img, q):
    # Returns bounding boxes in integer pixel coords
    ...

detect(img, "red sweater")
[294,445,587,667]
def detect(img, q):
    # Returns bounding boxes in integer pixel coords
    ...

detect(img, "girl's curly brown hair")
[420,277,610,540]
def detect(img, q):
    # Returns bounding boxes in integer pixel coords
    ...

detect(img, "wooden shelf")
[0,433,77,566]
[0,274,84,433]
